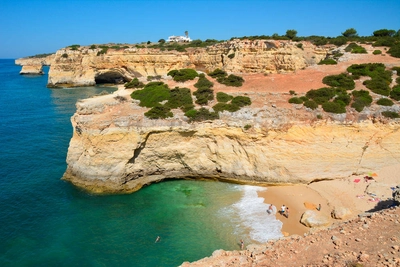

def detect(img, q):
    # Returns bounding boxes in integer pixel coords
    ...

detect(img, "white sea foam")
[232,185,283,243]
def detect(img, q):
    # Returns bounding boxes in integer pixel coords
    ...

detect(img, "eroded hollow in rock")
[95,71,129,84]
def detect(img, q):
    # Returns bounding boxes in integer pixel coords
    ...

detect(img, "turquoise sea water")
[0,59,282,266]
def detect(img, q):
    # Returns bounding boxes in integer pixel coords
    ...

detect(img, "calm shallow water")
[0,59,281,266]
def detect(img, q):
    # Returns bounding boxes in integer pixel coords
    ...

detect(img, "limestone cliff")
[15,55,55,75]
[62,89,400,194]
[47,40,328,87]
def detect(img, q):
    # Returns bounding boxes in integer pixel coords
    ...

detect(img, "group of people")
[279,204,289,218]
[266,204,289,218]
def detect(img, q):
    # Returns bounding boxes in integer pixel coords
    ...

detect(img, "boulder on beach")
[300,210,331,228]
[331,206,352,220]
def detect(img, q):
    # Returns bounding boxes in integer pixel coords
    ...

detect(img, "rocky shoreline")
[180,206,400,266]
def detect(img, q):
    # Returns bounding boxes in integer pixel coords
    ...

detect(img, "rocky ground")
[181,207,400,267]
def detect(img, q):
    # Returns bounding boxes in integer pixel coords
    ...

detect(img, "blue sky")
[1,0,399,59]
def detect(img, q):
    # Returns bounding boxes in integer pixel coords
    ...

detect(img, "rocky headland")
[18,39,400,266]
[58,41,400,194]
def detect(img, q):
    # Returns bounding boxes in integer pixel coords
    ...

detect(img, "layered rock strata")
[62,90,400,194]
[47,40,328,87]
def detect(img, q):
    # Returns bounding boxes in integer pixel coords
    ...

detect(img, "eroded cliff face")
[62,90,400,194]
[15,55,55,74]
[48,40,328,87]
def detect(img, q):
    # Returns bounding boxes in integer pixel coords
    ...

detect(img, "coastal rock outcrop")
[47,40,327,87]
[62,89,400,194]
[15,55,55,75]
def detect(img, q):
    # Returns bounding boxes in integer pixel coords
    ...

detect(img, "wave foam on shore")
[232,185,283,243]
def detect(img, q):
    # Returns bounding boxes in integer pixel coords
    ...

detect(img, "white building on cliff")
[167,32,192,43]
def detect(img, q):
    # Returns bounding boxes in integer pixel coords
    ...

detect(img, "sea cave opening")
[95,71,129,85]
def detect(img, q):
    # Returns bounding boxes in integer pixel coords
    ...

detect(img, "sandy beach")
[258,163,400,236]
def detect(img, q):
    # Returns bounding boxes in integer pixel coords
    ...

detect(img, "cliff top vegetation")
[58,27,400,58]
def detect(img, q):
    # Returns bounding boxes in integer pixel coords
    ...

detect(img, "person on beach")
[267,204,274,214]
[285,207,289,218]
[280,204,286,215]
[317,204,321,211]
[240,239,244,249]
[155,236,160,243]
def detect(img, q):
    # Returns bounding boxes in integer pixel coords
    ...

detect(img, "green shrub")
[165,87,193,110]
[147,75,162,81]
[313,38,328,46]
[376,98,394,106]
[130,82,170,107]
[397,77,400,85]
[300,96,308,102]
[347,63,386,77]
[373,37,396,47]
[288,97,303,104]
[289,90,296,95]
[347,63,392,94]
[68,44,80,50]
[231,96,251,107]
[194,74,214,89]
[332,52,344,59]
[373,50,382,55]
[244,124,252,130]
[392,66,400,73]
[212,103,240,113]
[90,44,97,49]
[97,46,109,56]
[351,90,373,112]
[304,100,318,109]
[62,53,68,58]
[345,43,366,53]
[144,106,173,119]
[334,92,351,106]
[329,37,347,46]
[352,46,367,54]
[345,43,359,52]
[217,74,244,87]
[193,87,214,105]
[318,58,337,65]
[216,92,233,102]
[322,101,346,113]
[363,77,391,96]
[382,111,399,118]
[28,53,53,58]
[125,78,145,89]
[168,68,198,82]
[185,108,219,122]
[208,68,227,78]
[390,85,400,101]
[388,43,400,58]
[296,43,303,50]
[322,73,355,90]
[228,53,235,59]
[306,87,336,104]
